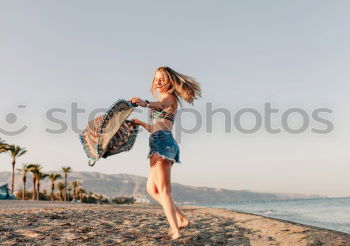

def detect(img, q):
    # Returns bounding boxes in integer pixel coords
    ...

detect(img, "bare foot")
[168,218,191,235]
[179,218,190,229]
[171,230,181,240]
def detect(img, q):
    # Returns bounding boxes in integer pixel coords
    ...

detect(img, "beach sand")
[0,201,349,245]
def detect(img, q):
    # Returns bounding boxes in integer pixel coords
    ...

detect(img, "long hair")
[150,66,201,108]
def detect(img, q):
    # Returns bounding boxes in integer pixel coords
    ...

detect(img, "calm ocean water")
[202,197,350,234]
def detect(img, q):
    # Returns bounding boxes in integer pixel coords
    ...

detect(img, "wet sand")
[0,201,349,245]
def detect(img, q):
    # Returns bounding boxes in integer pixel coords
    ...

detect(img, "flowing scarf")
[79,99,139,166]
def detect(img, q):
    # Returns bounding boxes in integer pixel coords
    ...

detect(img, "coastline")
[202,197,350,234]
[0,201,349,245]
[190,205,350,246]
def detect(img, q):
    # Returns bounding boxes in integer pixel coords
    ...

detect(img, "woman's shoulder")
[162,93,178,112]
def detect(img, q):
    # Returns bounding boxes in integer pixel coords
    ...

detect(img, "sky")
[0,1,349,197]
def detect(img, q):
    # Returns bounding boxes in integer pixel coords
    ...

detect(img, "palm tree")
[0,138,9,154]
[0,140,9,174]
[72,180,80,200]
[28,164,42,200]
[7,145,27,193]
[77,187,86,201]
[57,182,65,201]
[61,166,72,201]
[49,173,62,201]
[36,171,48,200]
[17,163,30,200]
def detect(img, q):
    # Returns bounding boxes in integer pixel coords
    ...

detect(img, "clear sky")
[1,1,349,197]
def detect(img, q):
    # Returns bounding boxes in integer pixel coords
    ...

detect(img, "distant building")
[0,183,9,193]
[134,195,151,204]
[175,201,196,205]
[0,183,14,200]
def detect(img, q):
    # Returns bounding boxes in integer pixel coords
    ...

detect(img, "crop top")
[150,108,176,123]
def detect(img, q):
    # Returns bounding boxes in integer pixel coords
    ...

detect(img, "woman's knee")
[158,186,172,195]
[146,181,158,196]
[146,186,157,196]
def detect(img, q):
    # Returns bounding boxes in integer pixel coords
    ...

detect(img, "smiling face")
[154,71,167,93]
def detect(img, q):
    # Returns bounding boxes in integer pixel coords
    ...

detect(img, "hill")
[0,171,321,204]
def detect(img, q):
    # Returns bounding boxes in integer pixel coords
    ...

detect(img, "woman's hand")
[130,118,143,125]
[130,97,147,107]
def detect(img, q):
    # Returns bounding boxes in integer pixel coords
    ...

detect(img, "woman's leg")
[149,153,181,239]
[146,166,190,228]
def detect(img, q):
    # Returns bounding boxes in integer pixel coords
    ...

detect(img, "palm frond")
[8,145,27,158]
[49,173,62,182]
[61,166,72,174]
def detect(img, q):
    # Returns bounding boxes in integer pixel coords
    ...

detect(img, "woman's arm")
[139,120,153,133]
[131,118,153,133]
[147,100,166,111]
[130,94,174,111]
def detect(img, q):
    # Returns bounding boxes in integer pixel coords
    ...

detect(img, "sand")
[0,201,349,245]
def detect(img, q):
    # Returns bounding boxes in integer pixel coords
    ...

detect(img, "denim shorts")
[147,130,181,164]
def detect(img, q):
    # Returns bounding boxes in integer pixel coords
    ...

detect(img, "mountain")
[0,171,322,205]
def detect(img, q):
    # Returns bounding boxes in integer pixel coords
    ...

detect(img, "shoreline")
[197,204,350,235]
[0,201,349,245]
[190,205,350,243]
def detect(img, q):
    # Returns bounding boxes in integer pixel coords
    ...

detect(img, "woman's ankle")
[171,227,180,234]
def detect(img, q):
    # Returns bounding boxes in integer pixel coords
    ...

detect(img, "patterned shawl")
[79,99,139,166]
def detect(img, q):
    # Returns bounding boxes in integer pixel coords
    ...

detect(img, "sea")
[202,197,350,234]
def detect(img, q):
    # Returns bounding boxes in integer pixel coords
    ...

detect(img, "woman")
[130,66,201,240]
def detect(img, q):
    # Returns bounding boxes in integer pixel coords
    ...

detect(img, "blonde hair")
[150,66,202,107]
